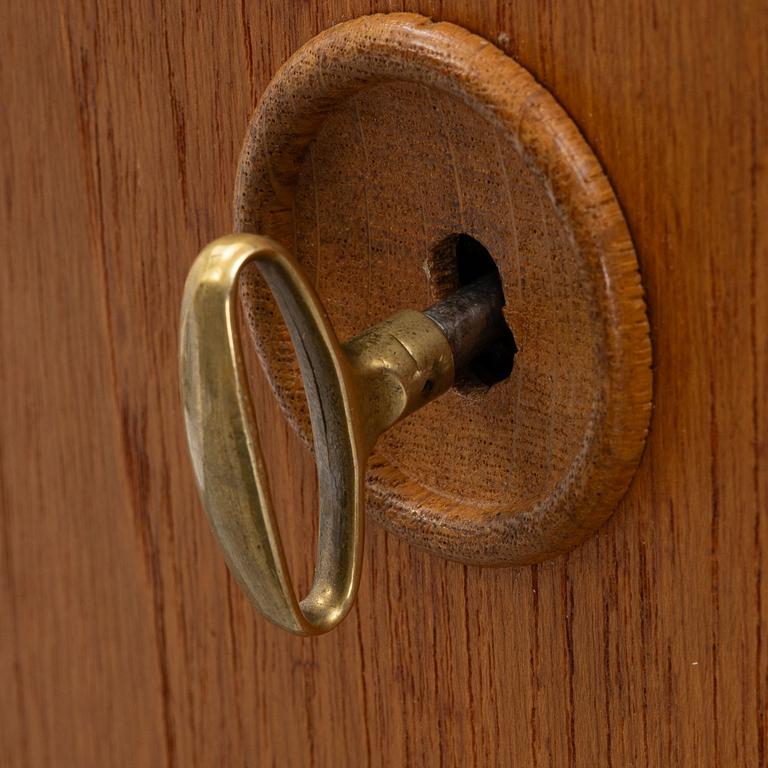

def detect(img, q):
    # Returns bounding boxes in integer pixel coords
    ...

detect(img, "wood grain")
[235,12,652,565]
[1,1,766,766]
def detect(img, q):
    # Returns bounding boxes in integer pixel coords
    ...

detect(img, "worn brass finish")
[343,311,454,448]
[180,234,454,635]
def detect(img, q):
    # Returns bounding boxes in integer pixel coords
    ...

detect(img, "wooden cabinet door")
[2,2,766,766]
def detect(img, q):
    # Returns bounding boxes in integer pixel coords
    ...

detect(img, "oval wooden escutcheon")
[235,12,652,565]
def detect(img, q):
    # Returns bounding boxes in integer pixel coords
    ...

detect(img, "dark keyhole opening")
[451,234,517,389]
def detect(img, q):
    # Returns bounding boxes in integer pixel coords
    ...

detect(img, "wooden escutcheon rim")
[234,12,653,566]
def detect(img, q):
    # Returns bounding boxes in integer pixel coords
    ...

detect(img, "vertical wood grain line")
[601,540,615,768]
[160,4,189,227]
[463,566,479,766]
[354,615,373,766]
[238,0,256,106]
[529,564,540,768]
[708,382,721,761]
[748,109,765,768]
[562,559,577,767]
[0,441,31,768]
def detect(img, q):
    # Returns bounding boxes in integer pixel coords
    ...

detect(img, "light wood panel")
[1,1,766,765]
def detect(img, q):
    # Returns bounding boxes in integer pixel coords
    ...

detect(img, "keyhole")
[430,234,517,392]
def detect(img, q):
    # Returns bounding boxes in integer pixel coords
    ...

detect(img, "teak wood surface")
[1,1,766,766]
